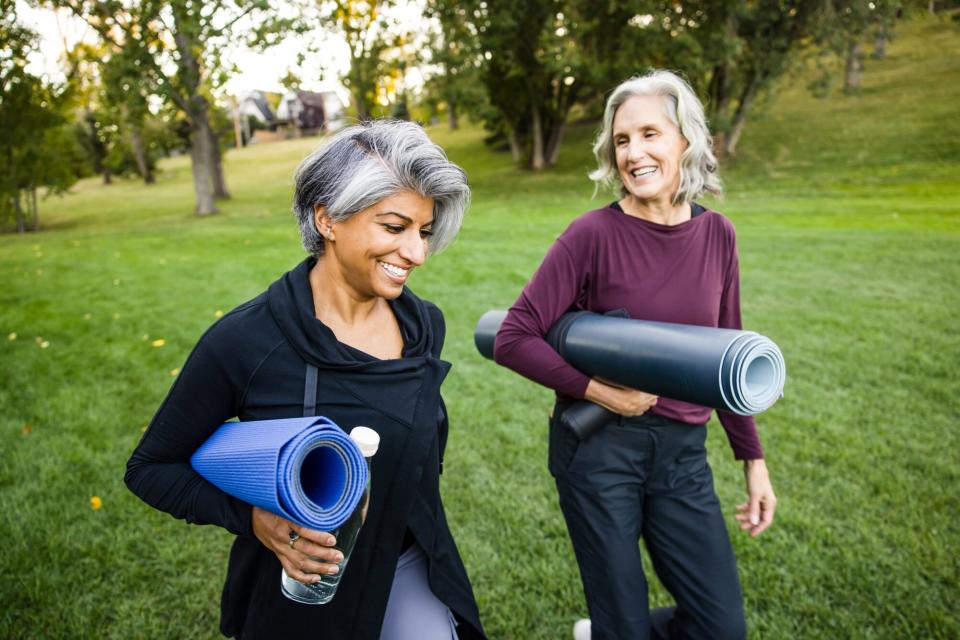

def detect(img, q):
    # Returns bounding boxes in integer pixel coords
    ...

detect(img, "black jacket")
[125,258,485,639]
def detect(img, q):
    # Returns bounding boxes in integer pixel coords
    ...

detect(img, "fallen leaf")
[214,310,223,318]
[170,368,180,376]
[152,339,166,347]
[7,333,15,341]
[21,423,32,435]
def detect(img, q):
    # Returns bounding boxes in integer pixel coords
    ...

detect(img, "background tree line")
[2,0,955,232]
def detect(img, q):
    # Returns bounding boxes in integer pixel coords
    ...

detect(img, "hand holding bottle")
[252,506,343,585]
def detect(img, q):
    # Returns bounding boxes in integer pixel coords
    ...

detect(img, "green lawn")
[2,14,958,639]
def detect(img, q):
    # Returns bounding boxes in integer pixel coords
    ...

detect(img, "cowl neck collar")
[267,257,435,369]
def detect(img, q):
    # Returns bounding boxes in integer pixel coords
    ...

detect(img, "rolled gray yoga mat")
[475,310,786,439]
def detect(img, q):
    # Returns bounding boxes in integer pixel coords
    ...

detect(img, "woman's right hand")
[251,506,343,585]
[584,378,658,416]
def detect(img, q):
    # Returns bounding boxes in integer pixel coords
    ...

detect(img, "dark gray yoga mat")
[475,310,785,437]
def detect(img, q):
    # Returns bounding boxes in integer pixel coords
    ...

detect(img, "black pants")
[549,409,746,640]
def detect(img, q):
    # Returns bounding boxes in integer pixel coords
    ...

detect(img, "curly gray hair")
[294,120,470,256]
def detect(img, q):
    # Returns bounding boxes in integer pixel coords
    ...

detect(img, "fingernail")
[750,516,759,525]
[334,553,344,562]
[328,566,339,575]
[328,536,337,546]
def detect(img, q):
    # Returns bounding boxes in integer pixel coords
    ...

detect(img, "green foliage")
[0,2,80,232]
[422,0,487,128]
[0,14,958,638]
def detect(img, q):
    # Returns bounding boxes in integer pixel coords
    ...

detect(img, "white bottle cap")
[349,426,380,457]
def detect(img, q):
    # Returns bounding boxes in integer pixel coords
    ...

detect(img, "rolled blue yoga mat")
[190,416,369,532]
[475,310,786,416]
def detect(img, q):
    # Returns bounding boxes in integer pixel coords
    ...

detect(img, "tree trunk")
[448,99,459,130]
[530,108,545,171]
[872,24,888,59]
[190,116,218,215]
[102,169,112,185]
[14,190,25,234]
[209,129,230,200]
[724,72,762,158]
[506,127,522,163]
[232,100,244,149]
[29,187,39,231]
[928,0,935,14]
[130,126,155,185]
[844,40,862,94]
[545,118,567,167]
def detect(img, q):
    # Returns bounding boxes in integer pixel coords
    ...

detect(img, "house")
[276,89,347,135]
[236,90,284,144]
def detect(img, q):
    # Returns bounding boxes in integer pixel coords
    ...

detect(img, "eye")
[420,228,434,239]
[382,223,404,234]
[614,137,628,146]
[644,130,658,139]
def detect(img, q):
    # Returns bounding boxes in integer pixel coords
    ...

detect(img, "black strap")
[303,363,318,417]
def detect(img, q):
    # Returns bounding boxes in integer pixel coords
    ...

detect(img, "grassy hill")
[1,13,958,639]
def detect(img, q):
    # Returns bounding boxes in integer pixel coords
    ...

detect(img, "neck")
[309,256,385,326]
[619,195,691,226]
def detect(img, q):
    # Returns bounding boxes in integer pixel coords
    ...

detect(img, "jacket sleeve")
[124,324,255,536]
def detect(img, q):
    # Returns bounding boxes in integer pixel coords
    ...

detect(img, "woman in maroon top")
[494,71,777,640]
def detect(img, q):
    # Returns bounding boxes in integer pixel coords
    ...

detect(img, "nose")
[398,230,428,266]
[626,138,647,162]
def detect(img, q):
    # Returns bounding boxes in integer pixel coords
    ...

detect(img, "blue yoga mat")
[190,416,368,532]
[476,310,786,416]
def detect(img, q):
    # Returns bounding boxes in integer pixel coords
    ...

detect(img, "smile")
[378,261,409,278]
[630,167,658,178]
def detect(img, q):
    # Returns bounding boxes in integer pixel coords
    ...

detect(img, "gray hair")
[589,70,722,203]
[294,120,470,256]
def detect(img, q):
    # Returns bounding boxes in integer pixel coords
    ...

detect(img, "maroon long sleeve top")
[493,203,764,460]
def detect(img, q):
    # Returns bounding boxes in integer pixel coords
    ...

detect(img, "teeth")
[632,167,657,177]
[379,261,408,277]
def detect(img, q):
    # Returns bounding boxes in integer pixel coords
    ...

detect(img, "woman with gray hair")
[126,120,485,639]
[494,70,777,639]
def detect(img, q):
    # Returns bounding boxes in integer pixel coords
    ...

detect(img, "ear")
[314,206,335,242]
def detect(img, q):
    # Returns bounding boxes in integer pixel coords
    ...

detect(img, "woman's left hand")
[735,458,777,537]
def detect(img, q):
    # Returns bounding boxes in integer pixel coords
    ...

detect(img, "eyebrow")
[376,211,434,226]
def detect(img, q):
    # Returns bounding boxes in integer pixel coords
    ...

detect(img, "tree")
[470,0,670,170]
[423,0,486,130]
[0,2,82,233]
[53,0,287,215]
[699,0,825,157]
[326,0,394,120]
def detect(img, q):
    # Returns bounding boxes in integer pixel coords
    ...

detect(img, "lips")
[378,260,409,283]
[630,166,658,178]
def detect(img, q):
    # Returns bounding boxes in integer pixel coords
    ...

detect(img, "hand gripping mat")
[190,416,368,531]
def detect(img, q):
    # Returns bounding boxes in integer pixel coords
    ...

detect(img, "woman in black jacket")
[125,120,485,639]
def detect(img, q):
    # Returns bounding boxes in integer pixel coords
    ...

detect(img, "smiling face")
[315,191,435,300]
[613,94,688,208]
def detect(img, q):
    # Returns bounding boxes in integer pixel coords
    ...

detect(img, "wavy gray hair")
[294,120,470,257]
[589,70,722,203]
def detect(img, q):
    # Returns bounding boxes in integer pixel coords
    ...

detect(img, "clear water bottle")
[281,426,379,604]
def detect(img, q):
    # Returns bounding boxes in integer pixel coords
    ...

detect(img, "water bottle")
[281,426,379,604]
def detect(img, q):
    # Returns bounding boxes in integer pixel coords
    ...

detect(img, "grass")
[2,13,959,639]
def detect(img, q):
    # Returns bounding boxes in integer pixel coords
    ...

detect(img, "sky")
[14,1,428,102]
